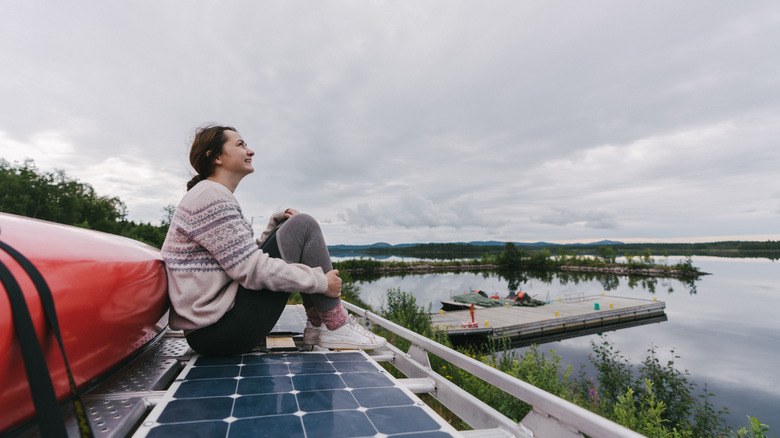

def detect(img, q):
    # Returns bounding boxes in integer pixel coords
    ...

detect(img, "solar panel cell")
[133,351,460,437]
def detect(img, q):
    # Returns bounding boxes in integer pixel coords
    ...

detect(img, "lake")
[338,256,779,432]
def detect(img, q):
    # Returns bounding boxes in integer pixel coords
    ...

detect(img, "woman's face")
[216,130,255,176]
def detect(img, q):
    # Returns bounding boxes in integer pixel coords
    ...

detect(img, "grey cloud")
[531,208,619,230]
[340,192,495,230]
[1,1,779,244]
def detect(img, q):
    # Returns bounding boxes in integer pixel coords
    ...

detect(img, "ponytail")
[186,175,205,191]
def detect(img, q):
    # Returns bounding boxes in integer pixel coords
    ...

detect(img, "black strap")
[0,240,94,438]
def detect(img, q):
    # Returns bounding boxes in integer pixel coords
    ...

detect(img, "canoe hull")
[0,213,169,432]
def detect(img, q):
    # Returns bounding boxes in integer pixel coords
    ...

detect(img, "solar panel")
[270,304,308,335]
[133,350,461,437]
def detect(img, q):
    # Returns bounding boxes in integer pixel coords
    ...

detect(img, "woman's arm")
[188,190,327,294]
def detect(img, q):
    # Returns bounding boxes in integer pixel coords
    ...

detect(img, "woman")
[161,124,385,355]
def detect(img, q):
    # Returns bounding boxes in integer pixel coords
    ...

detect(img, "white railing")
[343,301,646,438]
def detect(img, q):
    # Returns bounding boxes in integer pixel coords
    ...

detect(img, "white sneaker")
[317,316,387,350]
[303,321,320,345]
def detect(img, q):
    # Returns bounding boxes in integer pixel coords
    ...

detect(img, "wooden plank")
[265,336,297,350]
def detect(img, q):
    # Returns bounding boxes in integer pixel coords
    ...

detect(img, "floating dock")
[431,295,666,346]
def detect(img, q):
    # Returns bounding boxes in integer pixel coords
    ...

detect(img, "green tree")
[498,242,525,267]
[529,248,552,267]
[596,246,617,263]
[0,158,169,248]
[0,158,127,229]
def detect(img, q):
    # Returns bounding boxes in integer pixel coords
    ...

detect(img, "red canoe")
[0,213,168,432]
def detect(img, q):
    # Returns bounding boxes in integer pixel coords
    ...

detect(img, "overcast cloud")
[1,1,778,245]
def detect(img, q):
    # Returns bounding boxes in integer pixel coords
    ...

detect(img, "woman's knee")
[286,212,318,228]
[282,213,322,237]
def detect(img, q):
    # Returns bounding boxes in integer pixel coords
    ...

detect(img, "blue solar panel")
[133,351,460,437]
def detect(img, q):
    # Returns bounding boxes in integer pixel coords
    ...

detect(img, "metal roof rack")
[10,304,645,437]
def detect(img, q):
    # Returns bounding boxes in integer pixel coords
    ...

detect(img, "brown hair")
[186,125,237,190]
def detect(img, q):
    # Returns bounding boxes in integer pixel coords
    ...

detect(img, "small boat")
[440,290,543,311]
[0,213,169,432]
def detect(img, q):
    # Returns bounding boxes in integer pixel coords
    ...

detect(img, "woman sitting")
[161,124,385,356]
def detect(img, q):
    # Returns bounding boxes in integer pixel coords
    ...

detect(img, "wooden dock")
[431,295,666,346]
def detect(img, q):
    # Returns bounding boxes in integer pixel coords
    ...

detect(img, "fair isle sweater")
[161,180,328,332]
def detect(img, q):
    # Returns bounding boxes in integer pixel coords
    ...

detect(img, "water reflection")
[354,266,700,300]
[346,257,779,431]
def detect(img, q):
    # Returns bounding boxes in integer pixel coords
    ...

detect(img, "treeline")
[562,241,779,260]
[343,240,780,261]
[337,242,703,281]
[0,159,169,248]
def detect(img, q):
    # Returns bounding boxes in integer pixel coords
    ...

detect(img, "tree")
[161,204,176,227]
[596,246,617,263]
[0,158,127,230]
[529,248,552,267]
[0,158,169,248]
[498,242,524,267]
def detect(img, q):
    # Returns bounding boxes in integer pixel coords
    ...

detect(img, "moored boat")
[440,289,544,310]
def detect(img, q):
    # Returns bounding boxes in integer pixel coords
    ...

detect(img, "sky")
[1,1,779,245]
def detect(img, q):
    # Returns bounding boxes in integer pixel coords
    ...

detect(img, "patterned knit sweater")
[161,180,327,331]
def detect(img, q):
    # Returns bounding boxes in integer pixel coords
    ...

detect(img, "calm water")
[341,256,779,431]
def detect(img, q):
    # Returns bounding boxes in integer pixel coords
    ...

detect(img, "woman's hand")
[283,208,299,219]
[325,270,342,298]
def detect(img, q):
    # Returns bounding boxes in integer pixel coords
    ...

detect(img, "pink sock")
[306,307,321,327]
[320,301,348,331]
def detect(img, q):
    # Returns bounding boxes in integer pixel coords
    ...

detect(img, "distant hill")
[570,240,625,246]
[328,242,412,251]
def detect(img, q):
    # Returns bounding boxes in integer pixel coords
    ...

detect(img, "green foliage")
[380,287,441,340]
[1,158,126,229]
[497,242,524,267]
[0,158,169,247]
[597,245,618,263]
[120,221,169,248]
[639,346,701,429]
[588,339,738,436]
[333,257,383,273]
[732,416,772,438]
[674,256,700,275]
[590,340,635,406]
[440,354,531,421]
[529,248,553,267]
[495,244,700,278]
[612,380,694,438]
